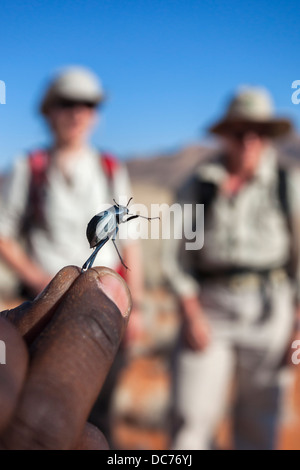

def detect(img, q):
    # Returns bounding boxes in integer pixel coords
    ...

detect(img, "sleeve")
[287,168,300,305]
[0,156,30,239]
[162,175,201,298]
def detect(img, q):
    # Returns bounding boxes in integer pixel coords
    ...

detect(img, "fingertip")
[82,267,132,321]
[21,265,82,342]
[75,423,109,450]
[34,265,81,301]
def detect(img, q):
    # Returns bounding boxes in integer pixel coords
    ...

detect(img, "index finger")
[1,266,81,343]
[1,267,131,450]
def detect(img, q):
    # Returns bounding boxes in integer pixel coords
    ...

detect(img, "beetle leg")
[81,237,110,271]
[112,227,129,270]
[112,239,129,270]
[124,215,139,223]
[125,214,160,222]
[81,246,100,272]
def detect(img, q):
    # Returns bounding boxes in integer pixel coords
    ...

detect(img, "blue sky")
[0,0,299,171]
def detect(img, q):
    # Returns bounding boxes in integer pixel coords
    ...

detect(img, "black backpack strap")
[22,149,51,235]
[277,166,293,234]
[198,179,218,214]
[178,174,218,210]
[276,166,299,279]
[178,174,218,240]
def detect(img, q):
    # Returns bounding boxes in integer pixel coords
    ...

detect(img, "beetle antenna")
[127,197,133,207]
[113,199,120,207]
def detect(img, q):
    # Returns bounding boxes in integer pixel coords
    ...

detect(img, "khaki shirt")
[164,146,300,301]
[0,147,132,275]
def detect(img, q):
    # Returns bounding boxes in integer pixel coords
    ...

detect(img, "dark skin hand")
[0,265,132,450]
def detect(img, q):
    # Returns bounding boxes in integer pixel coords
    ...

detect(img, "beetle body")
[86,205,128,248]
[82,198,158,272]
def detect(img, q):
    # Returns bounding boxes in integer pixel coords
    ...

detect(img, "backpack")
[22,149,119,232]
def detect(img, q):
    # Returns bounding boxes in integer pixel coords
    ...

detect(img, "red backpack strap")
[100,151,120,183]
[24,149,51,231]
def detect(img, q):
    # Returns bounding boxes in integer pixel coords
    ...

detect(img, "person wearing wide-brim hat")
[165,86,300,450]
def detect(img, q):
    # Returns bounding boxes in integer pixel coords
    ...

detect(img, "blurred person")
[0,66,144,445]
[0,66,142,303]
[0,265,132,450]
[164,87,300,450]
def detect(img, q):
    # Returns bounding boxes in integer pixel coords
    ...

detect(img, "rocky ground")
[109,298,300,450]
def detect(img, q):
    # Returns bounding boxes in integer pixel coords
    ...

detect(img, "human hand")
[24,271,54,298]
[0,237,53,298]
[181,297,211,351]
[183,315,211,351]
[0,265,131,450]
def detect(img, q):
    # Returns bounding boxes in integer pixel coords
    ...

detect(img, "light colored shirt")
[0,147,132,275]
[164,146,300,302]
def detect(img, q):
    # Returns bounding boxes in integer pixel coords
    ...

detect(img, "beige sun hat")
[40,66,105,115]
[209,86,292,137]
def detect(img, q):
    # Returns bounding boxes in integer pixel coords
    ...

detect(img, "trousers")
[172,274,295,450]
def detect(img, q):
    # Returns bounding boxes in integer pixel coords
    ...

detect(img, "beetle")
[82,197,159,271]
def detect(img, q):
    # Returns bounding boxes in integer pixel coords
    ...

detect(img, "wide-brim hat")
[209,86,292,137]
[40,66,105,115]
